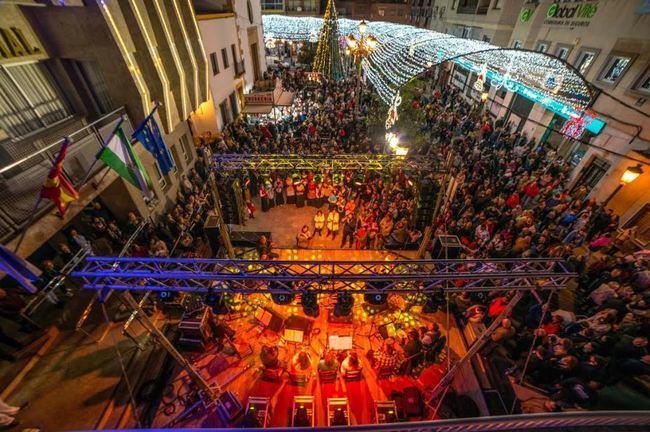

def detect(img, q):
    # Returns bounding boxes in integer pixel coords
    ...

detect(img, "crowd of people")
[405,78,649,410]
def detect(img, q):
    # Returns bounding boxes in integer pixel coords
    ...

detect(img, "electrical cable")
[101,301,142,428]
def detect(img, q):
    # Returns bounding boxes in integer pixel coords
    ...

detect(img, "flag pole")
[77,117,126,188]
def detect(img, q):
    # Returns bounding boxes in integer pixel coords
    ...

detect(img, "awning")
[243,104,273,115]
[275,91,295,107]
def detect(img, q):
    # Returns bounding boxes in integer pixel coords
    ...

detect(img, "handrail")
[0,106,127,175]
[75,219,148,333]
[87,411,650,431]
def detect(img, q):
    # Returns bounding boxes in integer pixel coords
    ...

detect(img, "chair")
[318,369,338,384]
[344,368,363,381]
[261,367,283,382]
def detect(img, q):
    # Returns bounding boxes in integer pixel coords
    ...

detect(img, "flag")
[40,138,79,216]
[132,107,175,175]
[0,244,39,293]
[98,122,153,199]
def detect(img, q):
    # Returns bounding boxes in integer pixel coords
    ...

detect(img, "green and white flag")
[98,121,153,199]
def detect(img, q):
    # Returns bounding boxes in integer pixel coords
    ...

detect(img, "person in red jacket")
[522,181,540,208]
[506,192,520,209]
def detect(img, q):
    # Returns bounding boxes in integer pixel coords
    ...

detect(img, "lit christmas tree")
[312,0,344,80]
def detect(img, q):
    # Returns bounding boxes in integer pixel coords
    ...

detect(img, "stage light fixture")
[334,291,355,317]
[364,280,389,305]
[301,291,320,317]
[269,281,295,305]
[423,290,446,314]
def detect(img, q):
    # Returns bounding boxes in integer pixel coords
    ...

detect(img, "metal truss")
[211,154,445,173]
[73,257,574,295]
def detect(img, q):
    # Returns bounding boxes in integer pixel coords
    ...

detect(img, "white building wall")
[199,16,241,130]
[233,0,266,92]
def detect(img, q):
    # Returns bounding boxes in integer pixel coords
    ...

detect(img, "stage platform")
[150,248,486,428]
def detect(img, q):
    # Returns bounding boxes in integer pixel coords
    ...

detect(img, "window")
[210,52,220,75]
[261,0,283,11]
[378,8,385,16]
[219,100,231,126]
[180,134,193,162]
[153,160,168,190]
[222,48,229,69]
[169,145,180,175]
[247,0,254,23]
[0,62,71,139]
[229,92,239,119]
[599,56,632,84]
[512,40,522,49]
[536,42,548,53]
[555,46,570,60]
[75,60,114,114]
[633,67,650,94]
[231,44,238,65]
[574,49,598,75]
[461,27,472,39]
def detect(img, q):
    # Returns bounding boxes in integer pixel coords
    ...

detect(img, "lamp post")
[345,20,377,102]
[602,164,644,206]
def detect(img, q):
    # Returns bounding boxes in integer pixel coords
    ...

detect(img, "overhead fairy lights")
[263,15,594,120]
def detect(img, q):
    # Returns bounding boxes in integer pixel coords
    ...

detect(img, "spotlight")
[334,291,354,317]
[364,280,389,305]
[301,291,319,317]
[269,281,295,305]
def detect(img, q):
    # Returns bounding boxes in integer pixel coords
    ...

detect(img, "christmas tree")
[312,0,344,80]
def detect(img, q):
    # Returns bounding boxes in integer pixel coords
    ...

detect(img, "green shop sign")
[519,8,533,23]
[545,2,598,26]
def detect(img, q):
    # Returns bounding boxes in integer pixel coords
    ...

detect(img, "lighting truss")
[263,15,593,113]
[73,257,574,295]
[211,153,445,172]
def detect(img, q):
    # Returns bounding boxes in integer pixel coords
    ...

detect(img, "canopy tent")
[262,15,603,133]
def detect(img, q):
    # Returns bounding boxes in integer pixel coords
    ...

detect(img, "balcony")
[0,107,130,242]
[235,60,246,77]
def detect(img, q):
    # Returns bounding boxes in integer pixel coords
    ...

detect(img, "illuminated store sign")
[544,1,598,27]
[455,57,606,135]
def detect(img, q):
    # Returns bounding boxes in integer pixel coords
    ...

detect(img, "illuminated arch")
[262,15,596,126]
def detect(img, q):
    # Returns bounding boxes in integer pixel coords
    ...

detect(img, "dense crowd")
[204,67,423,250]
[407,80,649,410]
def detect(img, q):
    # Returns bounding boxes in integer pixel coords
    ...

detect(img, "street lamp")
[602,164,644,206]
[345,20,378,75]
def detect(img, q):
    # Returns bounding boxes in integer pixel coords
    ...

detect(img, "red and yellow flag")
[40,139,79,216]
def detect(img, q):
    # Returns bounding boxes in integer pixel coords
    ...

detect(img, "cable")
[101,301,142,429]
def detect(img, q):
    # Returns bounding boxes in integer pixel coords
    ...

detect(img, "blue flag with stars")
[132,108,175,175]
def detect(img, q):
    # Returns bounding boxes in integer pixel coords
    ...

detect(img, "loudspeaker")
[415,177,439,230]
[301,292,320,317]
[203,215,222,253]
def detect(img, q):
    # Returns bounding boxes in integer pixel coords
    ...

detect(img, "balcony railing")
[0,107,131,243]
[235,60,246,77]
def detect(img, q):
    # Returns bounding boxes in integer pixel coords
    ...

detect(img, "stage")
[149,248,487,428]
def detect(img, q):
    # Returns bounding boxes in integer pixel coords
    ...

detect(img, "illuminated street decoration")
[561,110,596,140]
[263,15,602,133]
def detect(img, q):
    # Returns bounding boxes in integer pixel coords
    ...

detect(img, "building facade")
[435,0,650,246]
[0,0,212,257]
[196,0,266,131]
[261,0,322,15]
[409,0,435,28]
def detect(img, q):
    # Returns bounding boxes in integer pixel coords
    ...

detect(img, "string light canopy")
[263,15,595,119]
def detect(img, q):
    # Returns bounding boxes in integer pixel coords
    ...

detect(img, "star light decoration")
[262,15,593,113]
